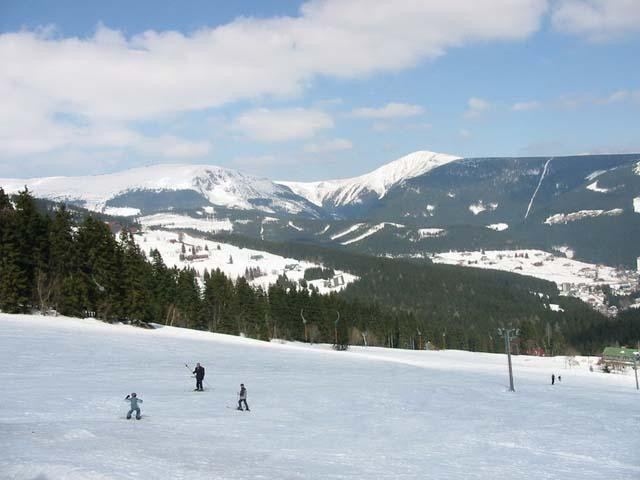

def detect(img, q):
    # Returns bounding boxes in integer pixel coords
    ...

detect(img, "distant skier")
[558,375,561,382]
[237,383,250,411]
[125,393,143,420]
[192,363,205,391]
[551,374,555,385]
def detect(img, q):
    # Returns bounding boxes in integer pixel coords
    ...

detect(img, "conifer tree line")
[1,188,634,354]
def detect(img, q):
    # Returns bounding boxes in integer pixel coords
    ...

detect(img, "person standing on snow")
[192,363,205,391]
[237,383,250,411]
[125,393,143,420]
[551,374,555,385]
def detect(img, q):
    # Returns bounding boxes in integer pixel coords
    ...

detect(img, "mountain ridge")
[277,150,461,211]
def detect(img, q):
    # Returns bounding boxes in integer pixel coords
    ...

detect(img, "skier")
[237,383,250,411]
[558,375,562,382]
[192,363,205,391]
[125,393,143,420]
[551,373,555,385]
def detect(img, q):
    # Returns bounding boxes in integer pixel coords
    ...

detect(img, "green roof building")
[602,346,639,369]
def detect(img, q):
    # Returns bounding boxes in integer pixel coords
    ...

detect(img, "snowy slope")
[278,151,460,208]
[427,249,639,309]
[136,230,357,294]
[139,213,234,233]
[1,313,639,480]
[0,164,320,216]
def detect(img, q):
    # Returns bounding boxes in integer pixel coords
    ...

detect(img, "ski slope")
[1,313,639,480]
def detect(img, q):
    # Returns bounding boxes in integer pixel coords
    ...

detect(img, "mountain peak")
[278,150,461,208]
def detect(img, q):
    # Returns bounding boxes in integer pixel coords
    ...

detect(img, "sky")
[1,0,639,181]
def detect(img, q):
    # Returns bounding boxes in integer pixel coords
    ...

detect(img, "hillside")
[278,150,460,215]
[2,151,638,269]
[2,313,638,480]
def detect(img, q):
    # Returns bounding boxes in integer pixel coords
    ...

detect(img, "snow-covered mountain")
[0,164,323,218]
[277,151,460,210]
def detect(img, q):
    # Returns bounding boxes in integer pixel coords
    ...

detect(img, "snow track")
[340,222,403,245]
[525,157,553,219]
[330,223,364,240]
[1,313,639,480]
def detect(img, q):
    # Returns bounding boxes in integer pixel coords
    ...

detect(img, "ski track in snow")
[340,222,403,245]
[525,157,553,219]
[1,313,639,480]
[330,223,364,240]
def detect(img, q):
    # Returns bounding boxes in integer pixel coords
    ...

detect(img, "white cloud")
[552,0,640,40]
[231,108,333,142]
[512,100,541,111]
[303,138,353,153]
[0,0,549,163]
[459,128,473,139]
[464,97,492,118]
[351,102,425,119]
[594,89,630,104]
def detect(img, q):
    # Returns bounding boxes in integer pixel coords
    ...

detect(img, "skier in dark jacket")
[192,363,205,391]
[237,383,249,411]
[551,373,555,385]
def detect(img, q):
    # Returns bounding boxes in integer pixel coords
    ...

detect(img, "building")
[601,346,639,372]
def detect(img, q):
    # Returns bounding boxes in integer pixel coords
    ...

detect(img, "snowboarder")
[237,383,249,411]
[125,393,143,419]
[192,363,205,391]
[551,374,555,385]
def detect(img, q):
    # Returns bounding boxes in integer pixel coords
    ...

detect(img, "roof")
[602,347,639,361]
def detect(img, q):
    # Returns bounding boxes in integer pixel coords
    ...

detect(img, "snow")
[635,161,640,175]
[585,169,607,181]
[430,249,639,309]
[586,181,610,193]
[2,312,639,480]
[0,164,319,216]
[287,221,303,232]
[416,228,445,239]
[316,224,330,235]
[545,209,623,225]
[634,197,640,213]
[525,157,553,219]
[486,223,508,231]
[278,151,461,207]
[330,223,365,240]
[549,303,564,312]
[102,207,140,217]
[553,245,575,259]
[340,222,404,246]
[135,230,357,294]
[139,213,234,233]
[431,249,625,287]
[469,202,486,215]
[469,201,497,215]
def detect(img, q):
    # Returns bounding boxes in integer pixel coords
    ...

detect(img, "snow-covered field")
[139,213,234,234]
[544,209,623,225]
[136,230,357,294]
[431,249,628,287]
[427,249,639,309]
[1,313,639,479]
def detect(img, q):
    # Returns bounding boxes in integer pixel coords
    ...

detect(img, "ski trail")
[524,157,553,219]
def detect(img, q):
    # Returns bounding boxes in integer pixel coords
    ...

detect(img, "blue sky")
[0,0,639,181]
